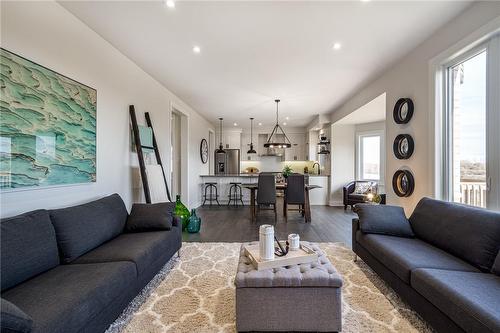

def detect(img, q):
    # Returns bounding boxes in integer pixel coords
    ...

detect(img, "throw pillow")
[354,181,372,194]
[492,250,500,276]
[1,298,33,333]
[126,202,175,232]
[355,204,415,238]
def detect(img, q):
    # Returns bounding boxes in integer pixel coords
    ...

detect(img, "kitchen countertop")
[199,174,330,177]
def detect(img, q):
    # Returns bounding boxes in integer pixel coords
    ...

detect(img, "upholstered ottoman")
[235,242,342,332]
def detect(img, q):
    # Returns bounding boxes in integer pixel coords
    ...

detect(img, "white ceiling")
[335,92,386,125]
[60,1,470,127]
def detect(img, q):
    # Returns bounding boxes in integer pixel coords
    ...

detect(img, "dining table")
[243,183,322,223]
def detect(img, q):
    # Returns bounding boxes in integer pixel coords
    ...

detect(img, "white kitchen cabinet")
[222,130,241,149]
[285,133,306,161]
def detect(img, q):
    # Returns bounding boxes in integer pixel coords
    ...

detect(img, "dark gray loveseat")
[353,197,500,333]
[1,194,182,333]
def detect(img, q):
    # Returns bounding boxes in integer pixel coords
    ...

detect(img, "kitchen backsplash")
[241,160,327,175]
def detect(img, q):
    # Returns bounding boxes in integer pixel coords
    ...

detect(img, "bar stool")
[227,182,244,206]
[203,182,220,206]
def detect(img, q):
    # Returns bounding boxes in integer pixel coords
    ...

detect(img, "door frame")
[170,101,189,205]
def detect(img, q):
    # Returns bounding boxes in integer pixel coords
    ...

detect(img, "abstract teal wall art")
[0,48,96,190]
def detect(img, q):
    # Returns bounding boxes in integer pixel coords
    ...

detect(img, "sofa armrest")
[352,218,360,253]
[1,298,33,333]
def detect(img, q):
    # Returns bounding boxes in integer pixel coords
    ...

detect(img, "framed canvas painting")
[0,48,97,190]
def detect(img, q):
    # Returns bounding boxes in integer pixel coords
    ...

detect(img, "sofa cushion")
[409,197,500,271]
[357,232,479,283]
[125,202,175,232]
[1,210,59,291]
[1,298,33,333]
[355,204,414,238]
[492,251,500,276]
[412,268,500,333]
[72,227,181,277]
[348,194,367,202]
[49,194,128,263]
[2,262,136,333]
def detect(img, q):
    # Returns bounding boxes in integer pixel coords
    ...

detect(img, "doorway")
[170,104,189,204]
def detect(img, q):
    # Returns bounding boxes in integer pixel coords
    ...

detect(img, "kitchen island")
[199,174,330,205]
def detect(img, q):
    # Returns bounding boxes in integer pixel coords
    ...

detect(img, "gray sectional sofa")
[1,194,182,333]
[353,197,500,333]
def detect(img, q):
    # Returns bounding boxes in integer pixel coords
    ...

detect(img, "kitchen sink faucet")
[312,162,320,175]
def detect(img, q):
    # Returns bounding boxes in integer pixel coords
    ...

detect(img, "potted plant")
[282,165,293,179]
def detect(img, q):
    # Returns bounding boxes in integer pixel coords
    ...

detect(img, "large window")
[442,34,500,209]
[357,132,383,181]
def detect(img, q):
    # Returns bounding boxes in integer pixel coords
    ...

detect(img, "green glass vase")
[187,209,201,233]
[174,195,190,231]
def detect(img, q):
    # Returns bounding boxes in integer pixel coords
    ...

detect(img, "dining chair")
[256,173,277,223]
[284,173,306,222]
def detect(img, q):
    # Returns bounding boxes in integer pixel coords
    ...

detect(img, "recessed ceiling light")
[233,122,238,126]
[333,43,342,50]
[258,122,262,126]
[361,0,371,2]
[164,0,175,8]
[192,46,201,54]
[285,116,289,120]
[283,122,287,126]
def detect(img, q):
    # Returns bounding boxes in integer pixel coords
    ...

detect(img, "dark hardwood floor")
[183,198,357,247]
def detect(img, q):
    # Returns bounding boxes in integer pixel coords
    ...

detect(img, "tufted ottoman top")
[235,242,343,288]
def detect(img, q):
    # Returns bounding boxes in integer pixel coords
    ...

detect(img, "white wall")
[0,1,214,217]
[330,124,355,206]
[330,2,500,213]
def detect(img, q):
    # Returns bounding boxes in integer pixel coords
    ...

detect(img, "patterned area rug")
[106,242,432,333]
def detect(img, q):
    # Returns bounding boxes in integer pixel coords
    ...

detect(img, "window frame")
[442,43,488,203]
[356,130,385,182]
[440,34,500,209]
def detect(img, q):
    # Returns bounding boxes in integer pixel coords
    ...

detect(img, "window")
[357,132,382,181]
[442,34,500,209]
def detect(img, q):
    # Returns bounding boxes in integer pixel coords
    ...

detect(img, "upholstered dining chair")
[256,173,277,222]
[284,173,306,222]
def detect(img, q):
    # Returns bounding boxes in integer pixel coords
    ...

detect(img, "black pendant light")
[264,99,291,148]
[247,117,257,154]
[215,117,226,154]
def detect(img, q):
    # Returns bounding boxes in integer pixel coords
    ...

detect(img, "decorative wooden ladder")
[129,105,172,203]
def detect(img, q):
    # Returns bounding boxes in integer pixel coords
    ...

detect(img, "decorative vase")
[187,209,201,233]
[174,194,190,231]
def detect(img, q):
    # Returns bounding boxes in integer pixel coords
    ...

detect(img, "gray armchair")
[257,174,277,222]
[343,180,385,210]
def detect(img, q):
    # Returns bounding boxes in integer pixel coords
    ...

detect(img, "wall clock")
[392,169,415,197]
[200,139,208,164]
[393,98,414,124]
[393,134,414,159]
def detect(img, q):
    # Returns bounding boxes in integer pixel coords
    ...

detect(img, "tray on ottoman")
[235,241,343,332]
[243,242,318,271]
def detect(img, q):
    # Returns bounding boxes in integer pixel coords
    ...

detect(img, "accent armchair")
[343,181,385,210]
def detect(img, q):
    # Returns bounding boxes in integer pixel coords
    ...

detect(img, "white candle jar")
[259,225,275,260]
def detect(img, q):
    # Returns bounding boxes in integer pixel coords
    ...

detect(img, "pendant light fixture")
[215,117,226,154]
[247,117,257,154]
[264,99,291,148]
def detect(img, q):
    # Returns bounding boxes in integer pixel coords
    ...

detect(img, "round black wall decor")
[392,169,415,197]
[393,98,414,124]
[393,134,414,159]
[200,139,208,164]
